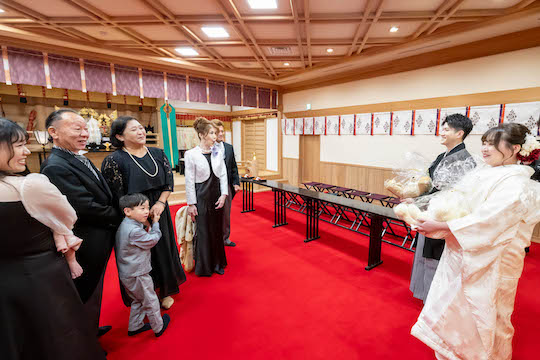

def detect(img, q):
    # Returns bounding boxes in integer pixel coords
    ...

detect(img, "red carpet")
[99,191,539,359]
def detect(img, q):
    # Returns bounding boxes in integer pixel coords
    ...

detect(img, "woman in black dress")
[184,118,228,276]
[0,119,105,360]
[102,116,186,309]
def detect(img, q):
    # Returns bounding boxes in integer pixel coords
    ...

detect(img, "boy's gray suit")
[115,217,163,332]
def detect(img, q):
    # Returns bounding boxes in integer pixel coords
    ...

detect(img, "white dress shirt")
[184,145,228,205]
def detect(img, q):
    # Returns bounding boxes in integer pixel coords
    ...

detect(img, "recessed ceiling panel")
[309,0,368,13]
[138,25,188,41]
[234,0,291,15]
[16,0,86,16]
[384,0,447,12]
[311,46,349,56]
[310,23,359,39]
[461,0,522,10]
[188,24,241,41]
[214,46,254,57]
[249,23,297,39]
[368,21,423,38]
[72,26,135,41]
[85,0,152,16]
[160,0,220,15]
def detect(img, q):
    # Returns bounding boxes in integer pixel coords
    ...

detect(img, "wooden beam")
[356,0,386,55]
[213,0,273,77]
[186,56,343,62]
[218,0,278,77]
[282,27,540,93]
[425,0,466,35]
[0,34,282,90]
[61,0,174,58]
[509,0,539,11]
[284,87,540,118]
[1,10,501,27]
[140,0,233,69]
[290,0,306,68]
[304,0,312,67]
[411,0,457,39]
[100,37,406,48]
[0,0,99,42]
[347,0,376,56]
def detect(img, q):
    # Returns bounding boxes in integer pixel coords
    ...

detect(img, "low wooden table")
[240,178,398,271]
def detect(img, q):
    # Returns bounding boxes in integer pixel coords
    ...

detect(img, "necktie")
[75,154,100,180]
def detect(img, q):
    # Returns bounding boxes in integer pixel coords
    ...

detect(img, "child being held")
[115,193,171,337]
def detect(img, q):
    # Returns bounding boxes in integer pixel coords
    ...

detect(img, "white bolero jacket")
[184,145,228,205]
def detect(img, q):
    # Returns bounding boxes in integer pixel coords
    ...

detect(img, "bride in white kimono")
[410,123,540,360]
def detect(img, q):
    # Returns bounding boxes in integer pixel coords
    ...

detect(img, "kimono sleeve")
[447,178,527,252]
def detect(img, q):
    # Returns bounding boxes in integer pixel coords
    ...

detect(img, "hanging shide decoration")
[282,101,540,137]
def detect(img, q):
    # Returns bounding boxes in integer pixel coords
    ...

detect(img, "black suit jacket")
[423,143,470,260]
[223,142,240,199]
[41,148,121,302]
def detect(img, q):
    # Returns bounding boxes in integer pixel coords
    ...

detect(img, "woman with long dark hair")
[411,123,540,360]
[102,116,186,309]
[0,118,105,360]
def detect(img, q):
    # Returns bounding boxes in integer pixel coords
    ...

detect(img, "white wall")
[283,135,299,159]
[283,47,540,166]
[265,118,279,171]
[232,121,242,161]
[320,135,481,169]
[284,47,540,112]
[225,131,232,144]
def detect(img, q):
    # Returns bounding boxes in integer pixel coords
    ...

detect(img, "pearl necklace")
[124,146,159,177]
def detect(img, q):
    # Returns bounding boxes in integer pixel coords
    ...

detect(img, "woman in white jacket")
[185,117,228,276]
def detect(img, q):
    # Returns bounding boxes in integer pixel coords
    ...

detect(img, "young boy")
[116,193,170,337]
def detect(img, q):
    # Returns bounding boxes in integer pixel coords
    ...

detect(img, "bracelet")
[156,200,166,206]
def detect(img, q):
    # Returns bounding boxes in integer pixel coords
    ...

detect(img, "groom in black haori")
[41,109,120,338]
[409,113,474,302]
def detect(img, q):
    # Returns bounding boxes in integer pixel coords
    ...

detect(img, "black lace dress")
[102,147,186,305]
[0,201,105,360]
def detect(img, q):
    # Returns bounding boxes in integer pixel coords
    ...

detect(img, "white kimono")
[411,165,540,360]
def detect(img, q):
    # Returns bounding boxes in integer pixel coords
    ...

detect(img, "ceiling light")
[283,62,290,66]
[175,47,199,56]
[326,48,334,53]
[247,0,277,9]
[390,26,399,33]
[201,26,229,38]
[0,9,5,13]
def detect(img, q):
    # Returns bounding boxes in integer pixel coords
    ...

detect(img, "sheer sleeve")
[161,149,174,192]
[20,173,77,236]
[101,154,126,205]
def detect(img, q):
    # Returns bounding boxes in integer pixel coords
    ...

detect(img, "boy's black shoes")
[155,314,170,337]
[128,323,151,336]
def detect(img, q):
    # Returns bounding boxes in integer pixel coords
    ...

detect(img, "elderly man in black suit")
[41,109,121,338]
[212,119,240,247]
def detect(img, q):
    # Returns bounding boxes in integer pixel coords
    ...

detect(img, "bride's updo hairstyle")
[481,123,530,158]
[193,117,215,140]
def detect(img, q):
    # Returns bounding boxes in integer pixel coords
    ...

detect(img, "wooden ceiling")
[0,0,539,90]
